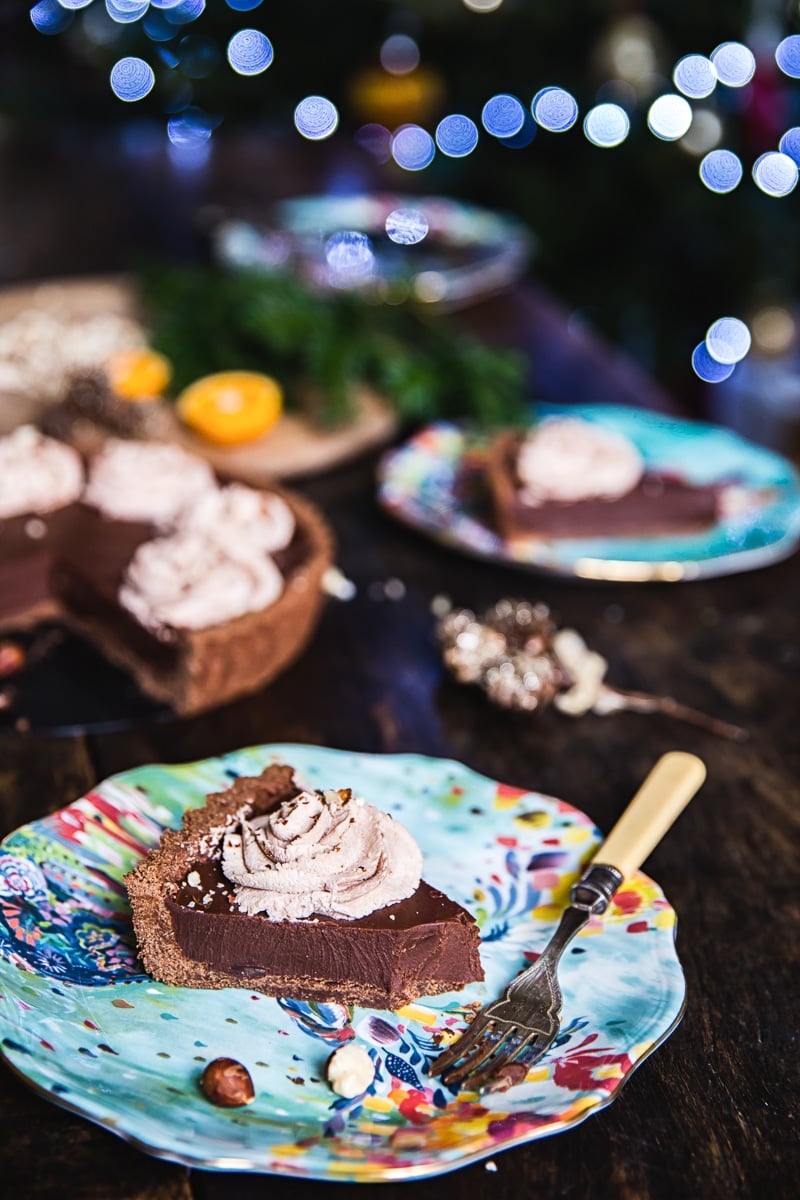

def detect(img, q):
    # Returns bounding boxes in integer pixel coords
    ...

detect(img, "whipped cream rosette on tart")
[0,431,333,714]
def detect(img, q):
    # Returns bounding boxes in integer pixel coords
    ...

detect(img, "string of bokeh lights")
[27,5,800,383]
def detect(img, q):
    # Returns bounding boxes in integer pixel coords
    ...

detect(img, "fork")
[428,751,707,1093]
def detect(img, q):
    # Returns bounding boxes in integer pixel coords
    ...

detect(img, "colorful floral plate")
[0,744,685,1181]
[378,406,800,581]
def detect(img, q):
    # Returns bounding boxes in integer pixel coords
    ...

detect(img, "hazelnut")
[0,641,25,680]
[200,1057,255,1108]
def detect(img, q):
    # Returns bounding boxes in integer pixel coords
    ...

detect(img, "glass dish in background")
[213,193,535,311]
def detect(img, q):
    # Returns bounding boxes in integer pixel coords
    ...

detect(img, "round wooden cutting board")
[0,274,398,478]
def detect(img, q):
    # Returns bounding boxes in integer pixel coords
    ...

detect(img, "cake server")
[428,751,706,1092]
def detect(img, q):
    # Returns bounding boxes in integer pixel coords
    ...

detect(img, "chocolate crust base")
[487,429,718,542]
[125,765,484,1009]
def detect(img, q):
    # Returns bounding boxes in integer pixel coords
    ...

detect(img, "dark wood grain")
[2,449,798,1200]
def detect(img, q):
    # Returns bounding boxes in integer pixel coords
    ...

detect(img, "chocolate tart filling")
[126,765,484,1009]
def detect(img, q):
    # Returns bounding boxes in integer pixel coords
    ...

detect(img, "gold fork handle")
[593,751,707,882]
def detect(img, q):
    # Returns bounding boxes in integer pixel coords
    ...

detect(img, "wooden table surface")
[1,439,798,1199]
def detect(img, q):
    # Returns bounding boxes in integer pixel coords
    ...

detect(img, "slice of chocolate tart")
[125,764,484,1010]
[487,428,718,542]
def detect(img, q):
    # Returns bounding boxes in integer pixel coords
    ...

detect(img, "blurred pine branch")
[139,266,529,428]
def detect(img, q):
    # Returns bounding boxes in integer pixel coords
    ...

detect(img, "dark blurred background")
[1,0,799,425]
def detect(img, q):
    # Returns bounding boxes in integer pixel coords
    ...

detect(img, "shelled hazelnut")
[200,1057,255,1108]
[326,1043,374,1099]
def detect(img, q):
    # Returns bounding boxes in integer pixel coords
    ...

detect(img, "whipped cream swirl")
[517,418,644,505]
[119,529,284,634]
[83,439,216,525]
[221,788,423,920]
[181,483,295,554]
[0,426,84,519]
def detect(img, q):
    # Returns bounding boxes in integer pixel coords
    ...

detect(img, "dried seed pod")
[486,598,556,650]
[437,599,746,741]
[438,609,508,684]
[200,1057,255,1108]
[484,652,563,712]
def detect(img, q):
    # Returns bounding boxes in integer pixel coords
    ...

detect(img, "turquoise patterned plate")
[378,406,800,581]
[0,745,685,1181]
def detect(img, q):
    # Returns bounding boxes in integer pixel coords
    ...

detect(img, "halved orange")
[108,348,173,401]
[176,370,283,445]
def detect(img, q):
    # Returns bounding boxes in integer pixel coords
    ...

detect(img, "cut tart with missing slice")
[0,431,334,715]
[125,764,484,1010]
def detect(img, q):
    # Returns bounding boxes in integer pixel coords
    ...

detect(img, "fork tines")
[429,1018,540,1091]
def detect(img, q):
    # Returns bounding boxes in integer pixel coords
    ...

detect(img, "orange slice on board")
[107,349,173,401]
[176,371,284,445]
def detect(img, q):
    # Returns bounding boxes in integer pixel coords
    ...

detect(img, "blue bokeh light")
[391,125,435,170]
[143,9,178,40]
[57,0,93,9]
[30,0,73,34]
[692,342,735,383]
[435,114,479,157]
[225,0,264,10]
[673,54,717,100]
[294,96,339,140]
[583,103,630,148]
[753,151,798,197]
[380,34,419,76]
[778,127,800,167]
[775,35,800,79]
[110,57,155,102]
[699,149,743,193]
[481,94,525,138]
[106,0,149,23]
[226,29,273,76]
[167,107,220,147]
[647,94,693,141]
[706,317,751,365]
[711,42,756,88]
[532,86,578,132]
[164,0,206,25]
[325,231,374,278]
[385,208,429,246]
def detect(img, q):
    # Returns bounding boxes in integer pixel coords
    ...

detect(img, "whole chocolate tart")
[487,429,718,541]
[125,764,484,1009]
[0,481,333,715]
